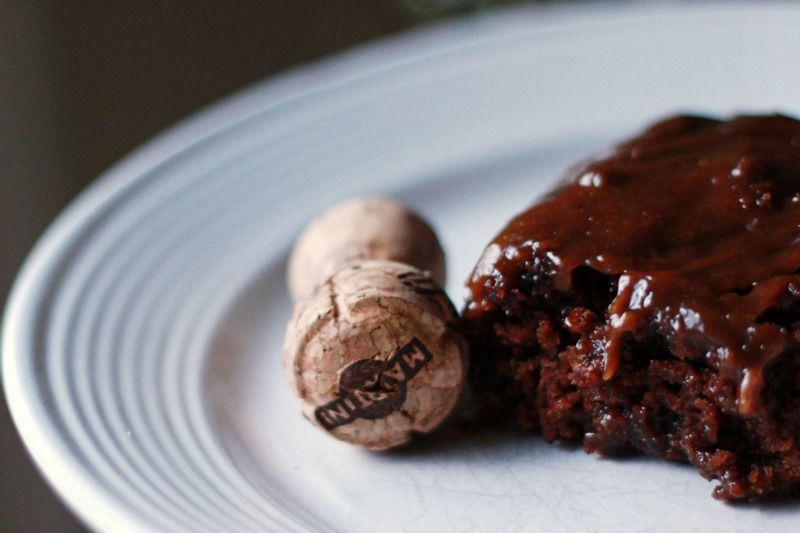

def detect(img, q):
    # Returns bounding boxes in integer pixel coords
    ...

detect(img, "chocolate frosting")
[467,115,800,413]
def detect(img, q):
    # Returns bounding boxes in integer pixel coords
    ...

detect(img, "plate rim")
[5,2,800,530]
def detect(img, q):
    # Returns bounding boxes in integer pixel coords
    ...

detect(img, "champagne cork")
[282,199,467,450]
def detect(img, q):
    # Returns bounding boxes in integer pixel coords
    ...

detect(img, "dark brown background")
[1,1,415,529]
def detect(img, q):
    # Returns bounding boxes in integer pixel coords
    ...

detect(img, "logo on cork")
[314,337,433,431]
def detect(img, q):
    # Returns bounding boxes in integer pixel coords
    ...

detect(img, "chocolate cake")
[463,115,800,501]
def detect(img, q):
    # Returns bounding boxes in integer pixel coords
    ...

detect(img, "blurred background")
[0,1,433,529]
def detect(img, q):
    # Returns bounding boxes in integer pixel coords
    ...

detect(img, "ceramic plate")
[5,2,800,531]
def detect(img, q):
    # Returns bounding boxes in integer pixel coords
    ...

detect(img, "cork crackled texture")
[463,115,800,501]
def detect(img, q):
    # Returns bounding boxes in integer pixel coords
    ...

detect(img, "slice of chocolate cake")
[463,115,800,501]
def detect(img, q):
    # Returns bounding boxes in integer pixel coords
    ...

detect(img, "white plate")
[5,2,800,531]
